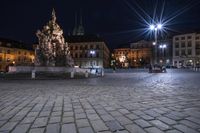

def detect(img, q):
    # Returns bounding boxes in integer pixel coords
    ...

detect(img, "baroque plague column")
[35,9,74,67]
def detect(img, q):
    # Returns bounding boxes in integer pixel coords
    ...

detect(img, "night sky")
[0,0,200,50]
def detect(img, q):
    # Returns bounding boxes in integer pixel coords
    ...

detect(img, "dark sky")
[0,0,200,50]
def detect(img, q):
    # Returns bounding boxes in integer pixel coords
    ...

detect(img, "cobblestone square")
[0,69,200,133]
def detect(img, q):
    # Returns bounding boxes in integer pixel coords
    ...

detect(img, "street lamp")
[159,44,167,65]
[149,23,163,64]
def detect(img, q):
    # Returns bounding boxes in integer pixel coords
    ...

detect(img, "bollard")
[85,71,88,78]
[31,70,36,79]
[70,71,74,78]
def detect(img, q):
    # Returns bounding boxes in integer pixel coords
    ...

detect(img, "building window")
[7,50,11,54]
[18,57,21,62]
[75,53,78,58]
[187,36,191,39]
[175,50,179,56]
[0,49,2,53]
[0,56,2,62]
[85,53,87,58]
[175,43,179,48]
[96,45,99,49]
[181,50,186,56]
[75,46,78,50]
[181,42,185,48]
[196,36,200,40]
[90,45,93,49]
[196,42,200,49]
[80,45,83,50]
[85,45,88,50]
[196,50,200,55]
[96,52,99,58]
[188,49,192,55]
[24,52,27,55]
[188,41,192,47]
[181,37,185,40]
[175,37,179,41]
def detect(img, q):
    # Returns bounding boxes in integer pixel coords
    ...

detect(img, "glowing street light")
[149,22,163,64]
[159,44,167,49]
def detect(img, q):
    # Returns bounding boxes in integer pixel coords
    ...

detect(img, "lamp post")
[159,44,167,65]
[149,23,163,64]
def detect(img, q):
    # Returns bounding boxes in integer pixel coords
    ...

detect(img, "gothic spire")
[52,8,56,23]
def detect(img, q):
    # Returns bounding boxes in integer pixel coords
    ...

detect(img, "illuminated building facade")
[113,43,152,68]
[66,35,110,68]
[0,38,34,71]
[173,33,200,68]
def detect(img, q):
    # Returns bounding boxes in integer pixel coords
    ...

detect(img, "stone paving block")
[116,130,129,133]
[165,113,182,121]
[12,124,30,133]
[0,122,18,132]
[62,117,74,123]
[21,117,36,124]
[0,121,6,127]
[76,119,90,128]
[101,114,115,121]
[141,114,154,120]
[91,120,108,132]
[32,117,48,128]
[109,111,122,117]
[78,127,94,133]
[125,124,146,133]
[28,128,45,133]
[51,111,62,116]
[39,111,51,117]
[96,109,108,115]
[174,124,199,133]
[49,116,61,123]
[87,114,100,121]
[46,124,60,133]
[118,109,130,114]
[144,110,161,117]
[105,120,124,132]
[134,119,152,128]
[27,112,39,117]
[63,111,74,117]
[157,116,177,125]
[61,123,77,133]
[75,113,87,119]
[125,113,140,120]
[166,129,182,133]
[75,109,84,114]
[186,117,200,125]
[115,116,133,125]
[150,120,171,130]
[145,127,164,133]
[180,120,200,129]
[85,109,96,114]
[10,115,25,122]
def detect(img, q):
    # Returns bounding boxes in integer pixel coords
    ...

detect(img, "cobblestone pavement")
[0,69,200,133]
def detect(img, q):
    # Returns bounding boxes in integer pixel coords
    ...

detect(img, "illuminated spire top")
[52,8,56,22]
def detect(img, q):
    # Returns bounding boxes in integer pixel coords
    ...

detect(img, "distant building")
[114,40,152,68]
[66,35,110,68]
[0,38,35,72]
[173,33,200,68]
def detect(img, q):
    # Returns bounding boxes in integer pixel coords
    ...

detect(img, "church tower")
[72,10,85,36]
